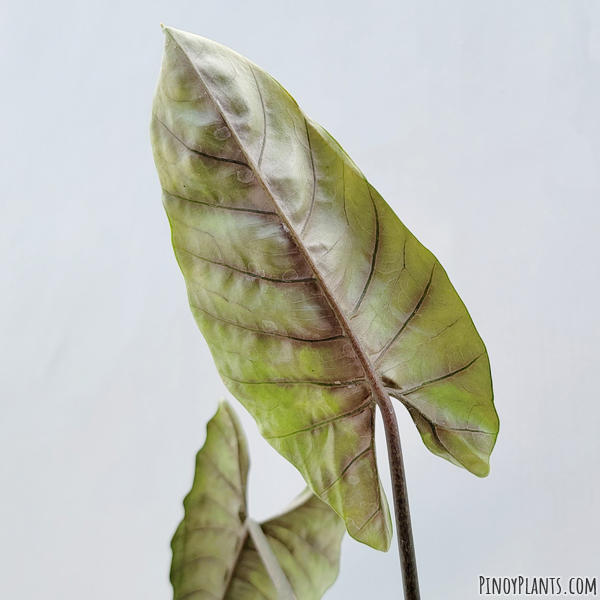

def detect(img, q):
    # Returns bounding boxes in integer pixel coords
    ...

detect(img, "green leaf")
[171,400,345,600]
[151,26,499,552]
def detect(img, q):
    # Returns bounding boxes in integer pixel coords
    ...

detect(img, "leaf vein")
[350,183,380,316]
[229,572,272,600]
[386,353,485,397]
[266,524,335,569]
[374,261,437,366]
[320,446,373,495]
[191,302,345,344]
[389,386,495,436]
[263,532,316,591]
[250,66,268,169]
[222,375,366,388]
[175,245,316,284]
[152,113,250,168]
[264,399,373,440]
[164,188,277,216]
[200,454,244,500]
[300,118,317,236]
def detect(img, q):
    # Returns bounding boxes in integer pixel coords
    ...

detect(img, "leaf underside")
[152,26,499,552]
[171,400,345,600]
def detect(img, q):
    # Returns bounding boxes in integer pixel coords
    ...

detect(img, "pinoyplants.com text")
[479,576,597,596]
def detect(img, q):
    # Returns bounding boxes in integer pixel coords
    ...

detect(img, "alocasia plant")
[173,400,345,600]
[151,25,499,598]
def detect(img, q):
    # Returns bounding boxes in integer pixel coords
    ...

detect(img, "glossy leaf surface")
[151,26,499,551]
[171,400,345,600]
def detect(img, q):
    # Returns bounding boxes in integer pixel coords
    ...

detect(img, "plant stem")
[378,392,421,600]
[247,519,297,600]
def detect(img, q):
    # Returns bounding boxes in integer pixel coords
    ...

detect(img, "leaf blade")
[247,519,296,600]
[153,26,499,552]
[172,401,344,600]
[261,489,346,600]
[171,400,249,600]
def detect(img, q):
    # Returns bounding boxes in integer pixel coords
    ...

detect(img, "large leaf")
[171,400,345,600]
[151,26,499,552]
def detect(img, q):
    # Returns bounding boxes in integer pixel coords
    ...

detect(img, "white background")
[1,1,599,598]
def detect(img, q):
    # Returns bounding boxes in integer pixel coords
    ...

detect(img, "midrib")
[167,30,391,412]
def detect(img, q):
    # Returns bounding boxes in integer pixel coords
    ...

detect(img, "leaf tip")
[345,499,392,552]
[472,462,491,478]
[160,24,179,43]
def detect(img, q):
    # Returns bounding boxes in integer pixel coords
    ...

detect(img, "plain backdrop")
[1,1,599,598]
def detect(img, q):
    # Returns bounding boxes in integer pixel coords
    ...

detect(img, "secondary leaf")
[171,400,345,600]
[151,26,499,552]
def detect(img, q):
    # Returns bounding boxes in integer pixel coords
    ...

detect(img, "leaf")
[171,400,345,600]
[151,26,500,552]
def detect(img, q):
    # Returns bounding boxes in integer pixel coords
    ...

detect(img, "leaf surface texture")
[171,400,344,600]
[152,27,500,551]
